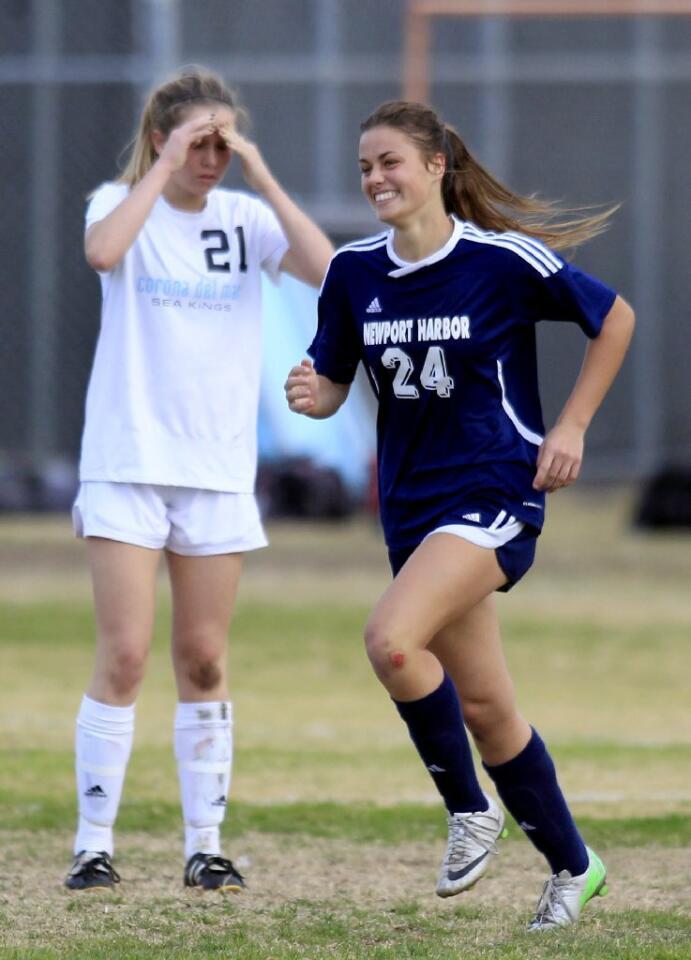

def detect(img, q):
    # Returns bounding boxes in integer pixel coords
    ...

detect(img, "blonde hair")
[117,65,245,187]
[360,100,616,252]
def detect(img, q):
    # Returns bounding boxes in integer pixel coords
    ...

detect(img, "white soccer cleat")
[528,846,608,931]
[436,793,507,897]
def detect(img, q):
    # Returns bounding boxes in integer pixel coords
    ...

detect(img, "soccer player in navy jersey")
[285,100,634,931]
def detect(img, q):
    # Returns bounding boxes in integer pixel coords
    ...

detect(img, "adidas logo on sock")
[519,820,537,831]
[211,794,228,807]
[366,297,382,314]
[427,764,447,773]
[85,784,108,799]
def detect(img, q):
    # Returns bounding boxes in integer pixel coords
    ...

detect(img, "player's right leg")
[426,598,523,896]
[66,484,163,890]
[364,534,509,894]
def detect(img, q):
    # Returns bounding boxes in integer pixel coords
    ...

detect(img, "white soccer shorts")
[72,481,268,555]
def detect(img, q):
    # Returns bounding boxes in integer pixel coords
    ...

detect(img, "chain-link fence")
[2,0,691,509]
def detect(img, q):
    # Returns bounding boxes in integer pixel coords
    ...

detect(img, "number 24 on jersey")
[382,346,454,399]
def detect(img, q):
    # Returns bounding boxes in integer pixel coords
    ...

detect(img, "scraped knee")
[364,616,412,682]
[389,650,406,669]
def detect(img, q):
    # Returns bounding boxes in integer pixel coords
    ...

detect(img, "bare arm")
[534,294,635,492]
[219,127,333,287]
[85,114,218,272]
[284,359,350,419]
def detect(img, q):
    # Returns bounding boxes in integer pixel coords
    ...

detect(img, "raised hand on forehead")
[217,123,273,194]
[155,112,217,172]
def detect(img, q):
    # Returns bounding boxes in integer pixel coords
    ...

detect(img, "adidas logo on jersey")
[366,297,382,314]
[462,512,481,523]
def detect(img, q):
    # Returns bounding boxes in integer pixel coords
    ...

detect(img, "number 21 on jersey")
[201,227,247,273]
[381,346,455,398]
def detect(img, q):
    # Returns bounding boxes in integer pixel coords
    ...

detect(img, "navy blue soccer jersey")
[308,217,617,550]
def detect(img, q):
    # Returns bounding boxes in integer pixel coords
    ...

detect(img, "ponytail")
[362,101,616,252]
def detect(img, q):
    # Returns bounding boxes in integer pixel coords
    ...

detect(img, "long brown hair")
[117,65,246,187]
[360,100,615,252]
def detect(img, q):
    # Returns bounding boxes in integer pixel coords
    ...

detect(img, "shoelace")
[446,816,499,864]
[532,876,575,927]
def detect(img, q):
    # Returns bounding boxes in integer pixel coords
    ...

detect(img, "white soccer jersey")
[80,183,289,492]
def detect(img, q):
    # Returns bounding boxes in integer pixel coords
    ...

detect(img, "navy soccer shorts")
[387,523,537,592]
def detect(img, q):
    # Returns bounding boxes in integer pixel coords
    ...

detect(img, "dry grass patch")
[0,830,689,952]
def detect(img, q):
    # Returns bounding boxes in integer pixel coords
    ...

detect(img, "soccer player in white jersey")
[285,100,635,930]
[64,66,333,893]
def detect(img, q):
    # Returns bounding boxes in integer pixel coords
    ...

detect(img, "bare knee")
[186,658,222,692]
[364,618,410,681]
[174,634,225,693]
[178,653,223,692]
[105,643,148,698]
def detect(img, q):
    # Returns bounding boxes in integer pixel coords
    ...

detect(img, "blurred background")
[2,11,690,946]
[1,0,691,520]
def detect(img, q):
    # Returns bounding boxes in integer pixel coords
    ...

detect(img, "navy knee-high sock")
[393,673,487,814]
[483,727,588,876]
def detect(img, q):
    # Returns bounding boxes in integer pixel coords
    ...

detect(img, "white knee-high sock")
[74,694,135,856]
[174,701,233,860]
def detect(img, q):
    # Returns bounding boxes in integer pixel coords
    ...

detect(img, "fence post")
[29,0,60,465]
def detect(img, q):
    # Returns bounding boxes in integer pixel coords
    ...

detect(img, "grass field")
[1,486,690,958]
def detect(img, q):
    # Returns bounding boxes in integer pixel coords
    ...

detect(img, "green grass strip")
[1,908,690,960]
[0,794,688,846]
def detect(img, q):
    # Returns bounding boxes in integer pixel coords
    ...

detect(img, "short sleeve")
[307,254,361,384]
[251,198,289,283]
[85,182,129,231]
[528,260,617,339]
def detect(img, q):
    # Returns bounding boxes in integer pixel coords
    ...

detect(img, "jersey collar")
[386,216,465,278]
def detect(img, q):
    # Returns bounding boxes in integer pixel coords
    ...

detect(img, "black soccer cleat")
[183,853,245,892]
[65,850,120,891]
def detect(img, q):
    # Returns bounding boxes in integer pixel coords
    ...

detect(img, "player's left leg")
[429,594,530,764]
[528,847,608,931]
[433,600,607,928]
[168,550,245,892]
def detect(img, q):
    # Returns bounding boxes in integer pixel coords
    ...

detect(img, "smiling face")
[358,125,446,227]
[155,103,235,205]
